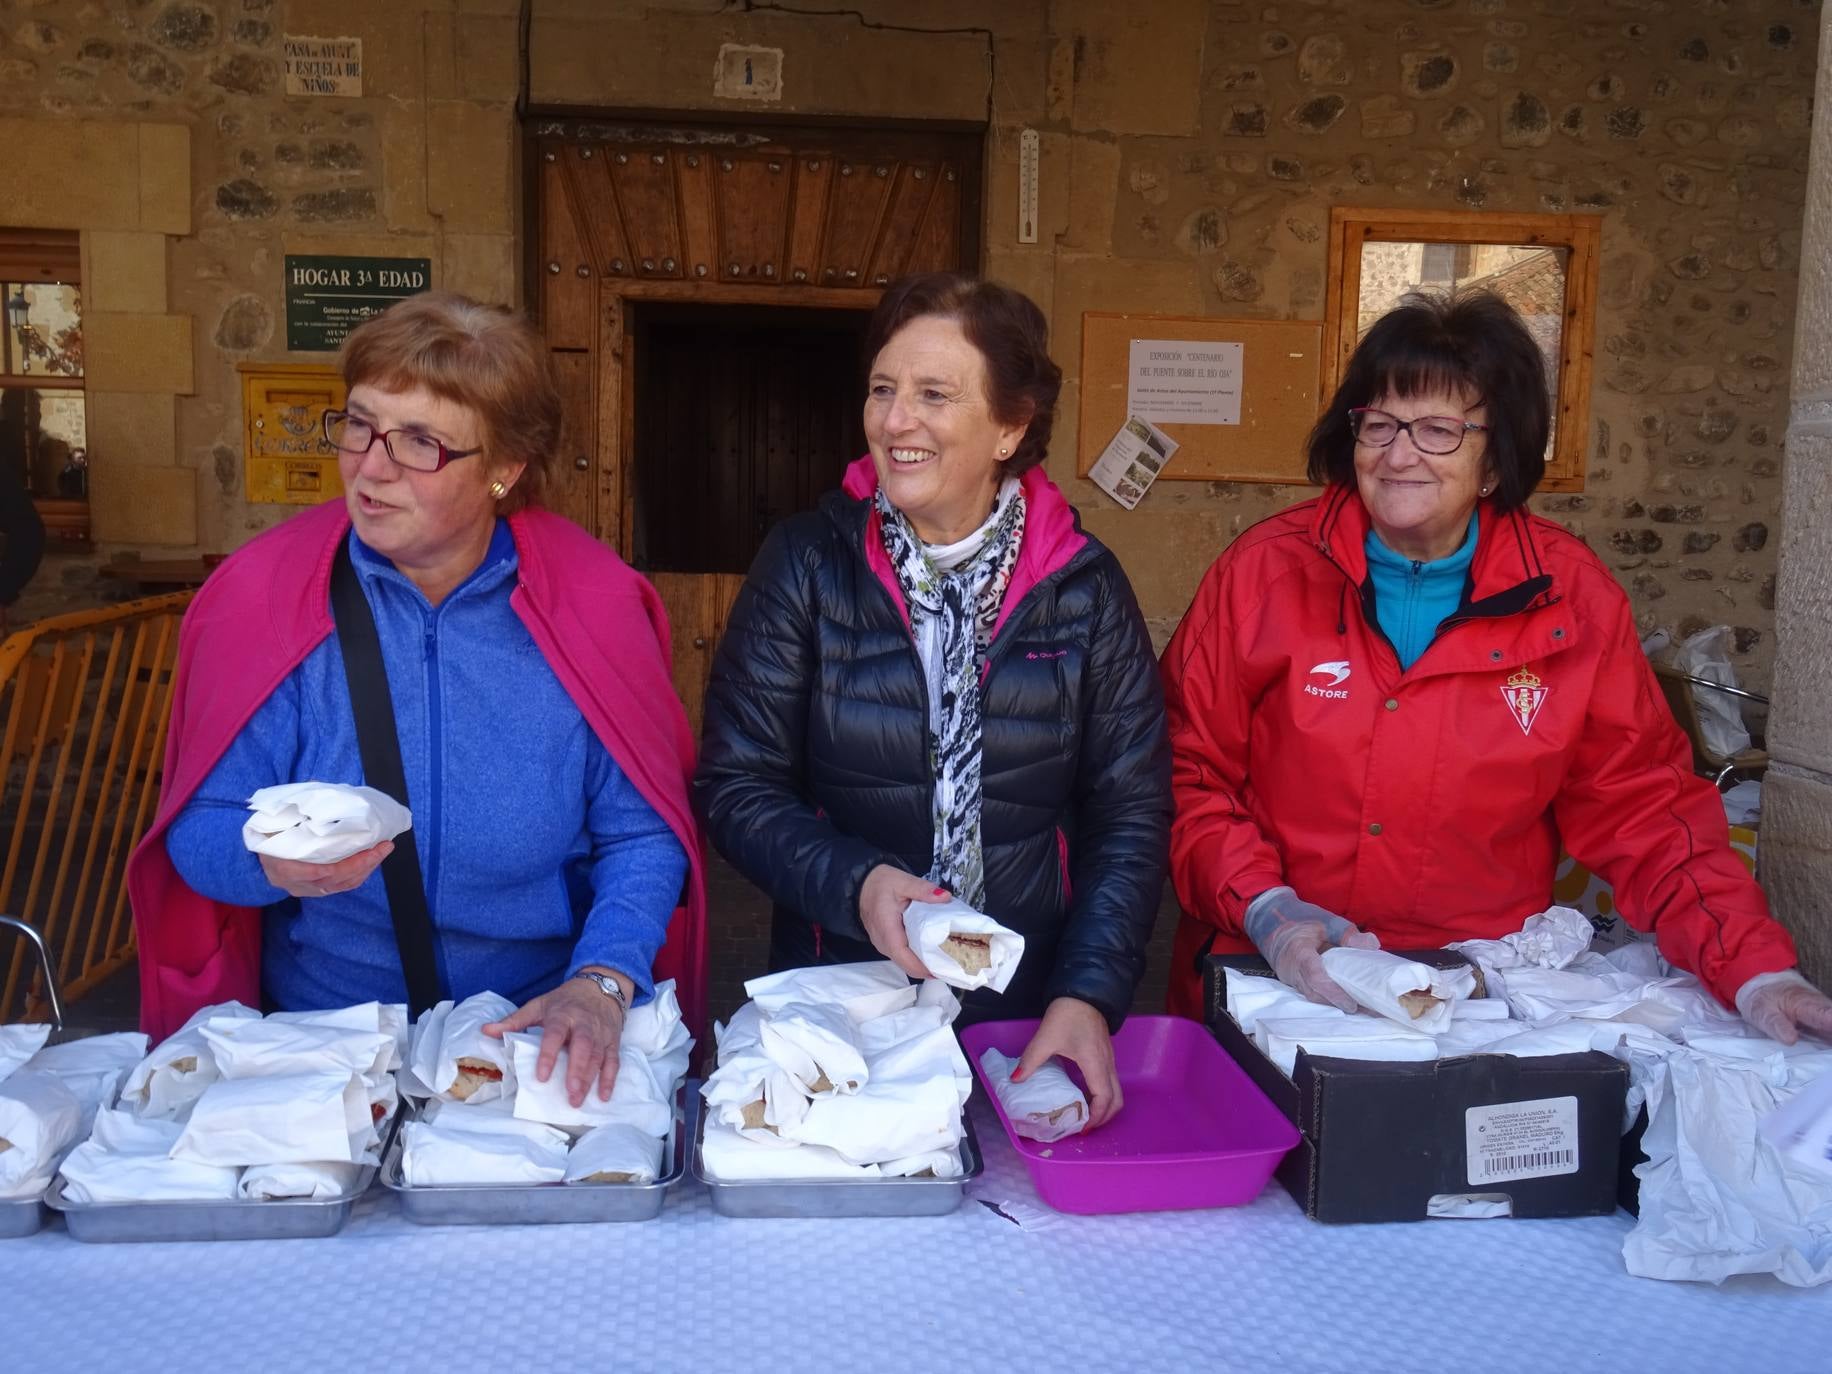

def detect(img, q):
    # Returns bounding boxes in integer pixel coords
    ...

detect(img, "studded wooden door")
[529,115,982,732]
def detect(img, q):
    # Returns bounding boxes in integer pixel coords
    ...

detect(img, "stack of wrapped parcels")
[397,980,692,1187]
[699,962,976,1181]
[1,1026,149,1203]
[43,1000,406,1203]
[1229,908,1832,1288]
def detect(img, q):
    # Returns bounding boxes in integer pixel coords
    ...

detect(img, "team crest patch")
[1502,667,1550,736]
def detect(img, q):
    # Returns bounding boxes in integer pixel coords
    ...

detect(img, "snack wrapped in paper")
[620,979,694,1090]
[242,781,412,864]
[759,1001,869,1097]
[698,1119,883,1181]
[401,1114,570,1186]
[1224,968,1346,1034]
[0,1023,51,1086]
[120,1000,261,1120]
[700,1050,809,1145]
[416,991,517,1103]
[22,1032,147,1136]
[238,1159,365,1201]
[977,1046,1088,1142]
[882,1146,964,1179]
[1317,948,1476,1033]
[744,961,917,1025]
[269,1001,409,1071]
[1254,1016,1440,1076]
[784,1071,964,1166]
[564,1122,665,1185]
[903,897,1024,993]
[505,1033,671,1137]
[0,1070,84,1197]
[170,1071,375,1167]
[58,1108,241,1202]
[200,1018,394,1082]
[714,1001,767,1064]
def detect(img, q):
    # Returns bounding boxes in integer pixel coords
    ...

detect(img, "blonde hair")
[338,292,562,513]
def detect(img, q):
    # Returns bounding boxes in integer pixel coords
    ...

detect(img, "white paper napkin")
[701,1050,810,1145]
[238,1159,365,1201]
[170,1071,374,1167]
[58,1108,242,1203]
[977,1047,1088,1143]
[564,1123,665,1185]
[698,1119,883,1181]
[242,781,412,864]
[1255,1015,1441,1076]
[0,1069,84,1197]
[902,898,1025,993]
[401,1116,570,1186]
[744,961,918,1025]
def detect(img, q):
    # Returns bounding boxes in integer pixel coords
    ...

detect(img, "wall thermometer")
[1018,127,1040,244]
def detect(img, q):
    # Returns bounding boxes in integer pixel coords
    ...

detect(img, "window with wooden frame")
[1321,207,1600,492]
[1,228,88,549]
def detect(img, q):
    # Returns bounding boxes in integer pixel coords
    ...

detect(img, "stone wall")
[0,0,1817,696]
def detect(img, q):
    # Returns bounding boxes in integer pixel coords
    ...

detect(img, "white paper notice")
[1090,415,1180,511]
[1465,1095,1580,1186]
[1128,339,1243,425]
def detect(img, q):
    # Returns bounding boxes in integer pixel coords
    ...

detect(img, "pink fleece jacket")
[126,499,708,1042]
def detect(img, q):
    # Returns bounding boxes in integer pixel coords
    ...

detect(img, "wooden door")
[530,114,981,733]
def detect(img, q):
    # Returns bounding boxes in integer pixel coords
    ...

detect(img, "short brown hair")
[862,273,1062,474]
[1306,290,1551,511]
[338,291,562,513]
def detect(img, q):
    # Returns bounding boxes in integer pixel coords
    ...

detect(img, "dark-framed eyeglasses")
[1348,407,1488,456]
[322,409,484,472]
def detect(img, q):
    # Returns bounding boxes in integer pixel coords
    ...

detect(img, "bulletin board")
[239,362,347,506]
[1077,313,1324,483]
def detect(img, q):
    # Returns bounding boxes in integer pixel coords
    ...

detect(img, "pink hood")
[840,454,1088,640]
[127,499,708,1041]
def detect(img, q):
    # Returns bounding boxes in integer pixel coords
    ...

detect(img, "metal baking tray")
[693,1111,983,1218]
[0,1190,48,1239]
[43,1113,400,1244]
[380,1091,688,1226]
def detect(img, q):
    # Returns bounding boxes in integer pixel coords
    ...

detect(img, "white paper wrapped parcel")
[743,961,917,1025]
[701,1050,810,1144]
[1318,947,1475,1033]
[170,1071,375,1167]
[411,991,517,1104]
[59,1108,241,1203]
[239,1159,365,1201]
[199,1018,394,1082]
[401,1115,570,1186]
[242,781,412,864]
[0,1070,84,1197]
[1254,1016,1441,1077]
[902,897,1024,993]
[758,1001,869,1097]
[505,1033,671,1137]
[119,1000,261,1120]
[564,1123,665,1185]
[698,1119,882,1181]
[0,1023,51,1087]
[977,1047,1088,1143]
[22,1032,148,1136]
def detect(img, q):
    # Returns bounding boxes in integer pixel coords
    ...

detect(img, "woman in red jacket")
[1162,291,1832,1044]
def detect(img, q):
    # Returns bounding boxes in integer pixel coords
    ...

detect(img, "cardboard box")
[1205,955,1629,1223]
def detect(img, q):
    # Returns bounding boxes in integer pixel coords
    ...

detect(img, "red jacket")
[1161,486,1795,1020]
[127,500,708,1043]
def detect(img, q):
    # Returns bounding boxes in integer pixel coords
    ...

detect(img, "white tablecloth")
[1,1100,1816,1373]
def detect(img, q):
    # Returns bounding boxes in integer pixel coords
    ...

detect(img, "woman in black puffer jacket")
[694,273,1170,1125]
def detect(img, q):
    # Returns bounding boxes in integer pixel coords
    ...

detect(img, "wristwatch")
[571,970,630,1012]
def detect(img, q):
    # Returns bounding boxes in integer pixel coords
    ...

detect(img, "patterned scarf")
[875,479,1026,908]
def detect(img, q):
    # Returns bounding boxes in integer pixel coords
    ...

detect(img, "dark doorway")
[631,302,871,576]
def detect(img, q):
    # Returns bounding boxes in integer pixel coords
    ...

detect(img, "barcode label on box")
[1465,1096,1580,1186]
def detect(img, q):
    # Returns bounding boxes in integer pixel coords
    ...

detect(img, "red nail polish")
[932,887,945,896]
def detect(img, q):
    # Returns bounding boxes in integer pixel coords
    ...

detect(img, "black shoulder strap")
[329,538,443,1015]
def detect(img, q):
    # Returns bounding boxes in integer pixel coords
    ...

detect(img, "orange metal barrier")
[0,592,193,1023]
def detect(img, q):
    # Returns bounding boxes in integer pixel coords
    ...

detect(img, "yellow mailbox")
[239,362,347,506]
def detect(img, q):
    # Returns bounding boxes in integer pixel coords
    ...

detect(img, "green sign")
[284,254,431,352]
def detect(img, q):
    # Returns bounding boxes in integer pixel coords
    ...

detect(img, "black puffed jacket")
[693,462,1171,1028]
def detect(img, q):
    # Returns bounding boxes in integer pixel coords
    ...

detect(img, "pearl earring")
[490,480,507,499]
[998,447,1009,456]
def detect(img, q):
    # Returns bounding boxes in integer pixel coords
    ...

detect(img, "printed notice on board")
[1089,415,1179,511]
[1465,1095,1580,1186]
[1128,339,1243,426]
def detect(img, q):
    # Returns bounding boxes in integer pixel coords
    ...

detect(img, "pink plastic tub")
[961,1015,1298,1215]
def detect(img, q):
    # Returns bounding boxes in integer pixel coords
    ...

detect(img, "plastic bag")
[1671,625,1751,757]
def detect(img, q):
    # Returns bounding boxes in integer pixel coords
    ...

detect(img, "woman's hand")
[257,839,393,899]
[1737,971,1832,1046]
[859,864,948,980]
[482,969,630,1108]
[1014,997,1123,1130]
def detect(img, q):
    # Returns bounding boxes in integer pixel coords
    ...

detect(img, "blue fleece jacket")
[1364,514,1479,671]
[165,523,687,1011]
